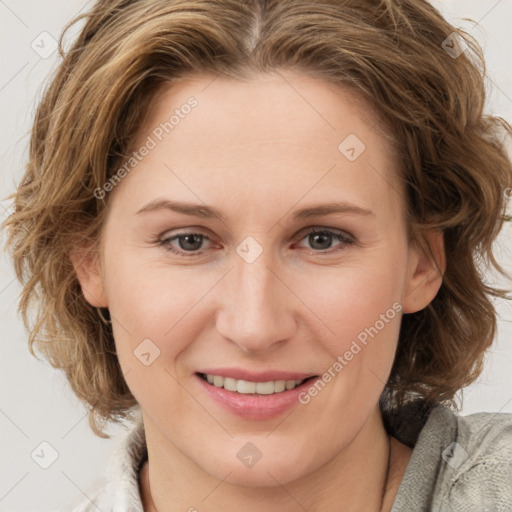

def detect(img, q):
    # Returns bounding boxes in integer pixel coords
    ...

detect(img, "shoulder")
[432,407,512,511]
[424,405,512,454]
[390,406,512,512]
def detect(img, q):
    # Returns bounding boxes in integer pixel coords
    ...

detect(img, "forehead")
[139,70,395,156]
[111,70,404,222]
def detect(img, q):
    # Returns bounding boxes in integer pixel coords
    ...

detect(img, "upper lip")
[197,368,317,382]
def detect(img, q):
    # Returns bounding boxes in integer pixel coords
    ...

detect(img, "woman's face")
[76,70,442,486]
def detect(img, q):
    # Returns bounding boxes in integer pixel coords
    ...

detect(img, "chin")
[208,459,309,488]
[192,437,320,488]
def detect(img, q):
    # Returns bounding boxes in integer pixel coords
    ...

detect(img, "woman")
[3,0,512,510]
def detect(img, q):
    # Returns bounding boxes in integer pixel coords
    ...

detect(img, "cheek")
[297,257,405,357]
[104,260,204,415]
[104,252,218,368]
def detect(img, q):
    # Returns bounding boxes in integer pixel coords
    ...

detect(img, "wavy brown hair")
[3,0,511,438]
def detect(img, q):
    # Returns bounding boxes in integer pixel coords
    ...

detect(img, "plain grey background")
[1,1,511,510]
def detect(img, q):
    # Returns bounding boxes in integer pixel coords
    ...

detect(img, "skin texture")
[71,70,445,511]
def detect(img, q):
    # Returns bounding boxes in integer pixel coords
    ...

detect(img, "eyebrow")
[135,199,374,221]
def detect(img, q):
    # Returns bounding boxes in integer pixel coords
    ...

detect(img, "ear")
[69,245,108,308]
[402,229,445,314]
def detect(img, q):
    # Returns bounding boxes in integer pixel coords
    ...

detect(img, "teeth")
[274,380,286,393]
[224,377,237,392]
[237,380,256,393]
[203,374,306,394]
[256,381,275,395]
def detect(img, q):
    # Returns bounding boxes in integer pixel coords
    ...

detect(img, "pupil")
[180,234,202,251]
[311,233,331,250]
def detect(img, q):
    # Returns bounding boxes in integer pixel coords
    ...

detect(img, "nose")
[215,250,297,354]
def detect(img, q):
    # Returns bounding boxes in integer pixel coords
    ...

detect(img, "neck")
[140,406,402,512]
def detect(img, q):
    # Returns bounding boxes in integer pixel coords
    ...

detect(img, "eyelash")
[156,227,355,258]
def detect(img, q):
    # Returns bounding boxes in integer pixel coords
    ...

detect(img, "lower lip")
[195,374,317,420]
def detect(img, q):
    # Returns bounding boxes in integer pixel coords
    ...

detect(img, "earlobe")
[69,247,108,308]
[402,230,445,314]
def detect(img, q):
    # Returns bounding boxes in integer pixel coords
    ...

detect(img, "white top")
[65,405,512,511]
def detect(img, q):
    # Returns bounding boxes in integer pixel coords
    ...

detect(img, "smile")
[199,372,308,394]
[195,371,319,420]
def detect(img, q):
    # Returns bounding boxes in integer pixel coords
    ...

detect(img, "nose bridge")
[216,244,295,352]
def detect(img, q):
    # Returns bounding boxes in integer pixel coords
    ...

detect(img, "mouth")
[195,371,319,420]
[197,372,317,395]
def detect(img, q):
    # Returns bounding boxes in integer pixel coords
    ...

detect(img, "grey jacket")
[66,406,512,511]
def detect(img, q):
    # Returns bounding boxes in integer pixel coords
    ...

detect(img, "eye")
[158,232,212,257]
[157,227,355,257]
[294,227,355,254]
